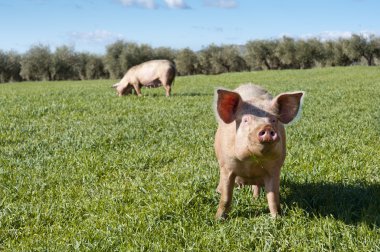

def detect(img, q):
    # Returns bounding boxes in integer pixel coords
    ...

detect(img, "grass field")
[1,66,379,251]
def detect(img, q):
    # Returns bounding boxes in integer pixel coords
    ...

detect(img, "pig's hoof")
[270,212,281,219]
[215,211,228,220]
[215,215,227,221]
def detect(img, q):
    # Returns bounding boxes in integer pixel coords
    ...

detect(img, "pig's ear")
[273,92,304,124]
[215,89,242,124]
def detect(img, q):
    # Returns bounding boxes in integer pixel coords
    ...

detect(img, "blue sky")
[1,0,379,54]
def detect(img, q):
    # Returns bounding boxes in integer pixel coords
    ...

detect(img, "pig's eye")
[271,118,277,123]
[242,116,249,123]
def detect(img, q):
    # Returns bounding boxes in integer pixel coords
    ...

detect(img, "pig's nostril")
[258,128,277,143]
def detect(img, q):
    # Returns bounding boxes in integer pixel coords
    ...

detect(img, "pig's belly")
[235,176,264,186]
[141,79,161,87]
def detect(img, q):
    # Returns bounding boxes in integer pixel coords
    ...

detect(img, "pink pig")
[214,84,304,219]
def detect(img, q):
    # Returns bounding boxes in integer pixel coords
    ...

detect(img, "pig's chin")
[248,141,281,158]
[234,138,281,161]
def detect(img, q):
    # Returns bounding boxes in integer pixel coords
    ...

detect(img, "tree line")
[1,34,379,83]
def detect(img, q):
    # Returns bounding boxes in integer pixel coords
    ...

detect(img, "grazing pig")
[214,84,304,219]
[112,59,176,97]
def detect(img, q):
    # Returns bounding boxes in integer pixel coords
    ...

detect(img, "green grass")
[1,66,379,251]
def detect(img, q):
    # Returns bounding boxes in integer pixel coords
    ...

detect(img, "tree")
[0,50,5,82]
[52,46,78,80]
[0,50,22,83]
[346,34,380,66]
[217,45,248,72]
[105,41,162,79]
[74,53,107,80]
[307,38,326,67]
[75,53,89,80]
[154,47,176,61]
[104,40,127,79]
[245,40,279,70]
[196,44,247,74]
[119,43,154,72]
[85,54,108,80]
[175,48,198,75]
[197,46,214,74]
[2,34,379,83]
[276,36,298,69]
[324,39,352,66]
[20,44,53,81]
[295,39,325,69]
[198,44,226,74]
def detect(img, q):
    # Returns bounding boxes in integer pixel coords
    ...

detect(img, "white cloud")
[307,31,353,41]
[164,0,190,9]
[204,0,237,8]
[118,0,189,9]
[119,0,157,9]
[298,31,379,41]
[68,30,124,43]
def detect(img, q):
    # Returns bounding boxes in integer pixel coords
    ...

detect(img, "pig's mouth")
[249,139,280,156]
[119,85,135,95]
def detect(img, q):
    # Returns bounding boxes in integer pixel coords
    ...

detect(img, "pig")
[112,59,176,97]
[214,83,304,219]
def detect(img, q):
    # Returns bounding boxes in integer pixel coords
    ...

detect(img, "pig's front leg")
[133,83,143,96]
[215,170,236,220]
[264,176,281,217]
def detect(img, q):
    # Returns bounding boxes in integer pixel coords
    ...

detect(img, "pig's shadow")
[238,181,380,227]
[172,93,212,97]
[134,93,211,98]
[282,181,379,227]
[120,89,211,97]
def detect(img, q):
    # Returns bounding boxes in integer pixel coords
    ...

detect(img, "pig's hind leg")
[159,76,172,97]
[252,185,260,199]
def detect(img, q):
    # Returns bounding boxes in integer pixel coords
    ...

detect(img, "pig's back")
[234,83,272,101]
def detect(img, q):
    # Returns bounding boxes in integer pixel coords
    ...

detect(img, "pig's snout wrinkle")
[258,125,278,143]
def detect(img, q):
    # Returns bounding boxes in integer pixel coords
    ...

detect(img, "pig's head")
[215,86,304,159]
[113,82,134,96]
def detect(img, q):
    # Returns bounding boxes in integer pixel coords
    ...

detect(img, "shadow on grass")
[231,181,380,227]
[123,92,212,98]
[281,181,380,227]
[144,93,211,97]
[172,93,212,97]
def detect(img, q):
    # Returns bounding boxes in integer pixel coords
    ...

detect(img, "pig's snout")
[258,125,278,143]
